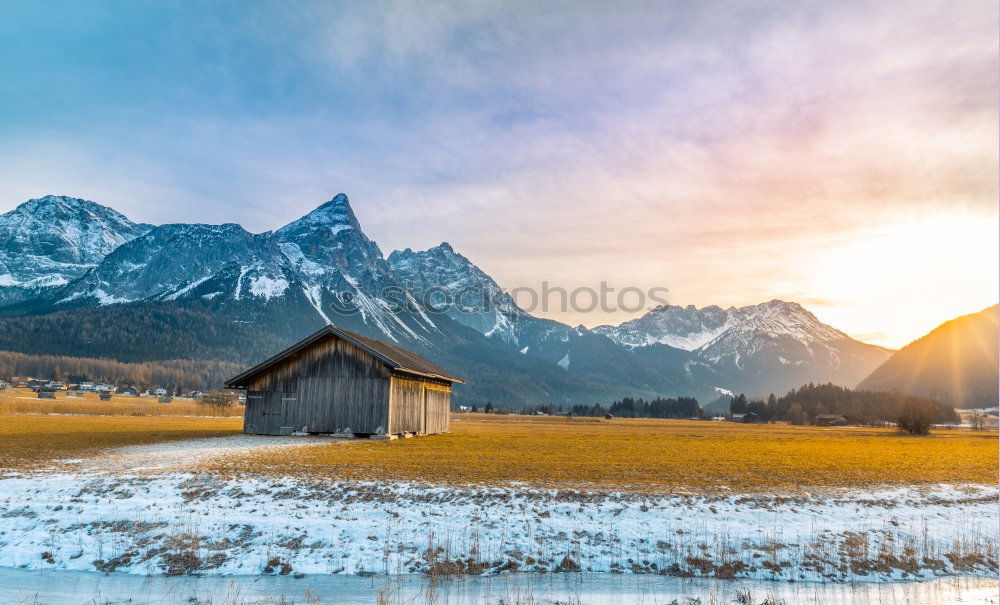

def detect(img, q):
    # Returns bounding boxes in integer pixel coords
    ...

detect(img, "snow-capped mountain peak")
[594,299,847,352]
[0,195,149,304]
[388,242,521,343]
[597,297,890,396]
[722,299,846,344]
[593,303,730,350]
[275,193,360,239]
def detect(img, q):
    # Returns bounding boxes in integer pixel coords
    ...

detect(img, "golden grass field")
[0,387,243,471]
[0,387,244,417]
[0,414,242,470]
[202,413,999,491]
[2,393,996,490]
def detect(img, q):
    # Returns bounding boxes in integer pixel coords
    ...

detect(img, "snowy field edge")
[0,472,995,583]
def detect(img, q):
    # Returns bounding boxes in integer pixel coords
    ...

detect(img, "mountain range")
[0,193,897,405]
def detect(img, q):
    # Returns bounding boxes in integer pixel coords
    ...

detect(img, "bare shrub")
[200,390,240,409]
[895,400,937,435]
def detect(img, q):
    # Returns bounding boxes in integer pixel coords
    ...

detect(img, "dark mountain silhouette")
[858,305,998,408]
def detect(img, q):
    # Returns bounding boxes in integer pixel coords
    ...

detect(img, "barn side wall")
[243,337,391,435]
[424,383,450,435]
[388,374,451,435]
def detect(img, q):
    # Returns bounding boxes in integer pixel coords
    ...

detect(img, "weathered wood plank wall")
[424,383,450,434]
[388,376,424,434]
[244,336,391,435]
[388,375,451,434]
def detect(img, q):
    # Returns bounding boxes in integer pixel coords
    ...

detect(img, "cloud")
[0,0,995,346]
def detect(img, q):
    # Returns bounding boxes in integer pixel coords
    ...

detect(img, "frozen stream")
[2,568,998,604]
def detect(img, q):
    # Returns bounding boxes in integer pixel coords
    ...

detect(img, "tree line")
[729,382,959,428]
[569,396,702,418]
[476,396,702,418]
[0,350,244,392]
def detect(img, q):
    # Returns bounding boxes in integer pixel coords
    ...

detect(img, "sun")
[807,210,999,349]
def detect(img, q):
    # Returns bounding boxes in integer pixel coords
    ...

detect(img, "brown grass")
[203,413,998,491]
[0,387,243,417]
[0,414,242,471]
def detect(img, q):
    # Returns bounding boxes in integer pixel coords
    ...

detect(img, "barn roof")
[224,324,463,388]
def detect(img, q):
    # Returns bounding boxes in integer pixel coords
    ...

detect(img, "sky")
[0,0,996,348]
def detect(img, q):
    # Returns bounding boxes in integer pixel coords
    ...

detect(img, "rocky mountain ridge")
[0,193,893,403]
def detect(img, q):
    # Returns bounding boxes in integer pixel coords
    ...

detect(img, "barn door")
[245,391,265,434]
[262,391,293,435]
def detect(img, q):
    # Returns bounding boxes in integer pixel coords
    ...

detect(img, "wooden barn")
[225,325,463,437]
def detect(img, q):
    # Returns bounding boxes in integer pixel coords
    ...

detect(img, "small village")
[3,376,244,405]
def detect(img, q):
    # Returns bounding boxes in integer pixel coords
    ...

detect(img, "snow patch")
[93,289,130,305]
[164,276,211,300]
[248,276,289,300]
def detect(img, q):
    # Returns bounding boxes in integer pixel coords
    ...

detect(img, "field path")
[65,434,347,474]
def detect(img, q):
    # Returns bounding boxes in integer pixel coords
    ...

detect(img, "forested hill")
[727,382,958,425]
[858,305,998,408]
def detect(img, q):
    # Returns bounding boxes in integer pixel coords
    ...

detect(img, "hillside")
[858,305,999,408]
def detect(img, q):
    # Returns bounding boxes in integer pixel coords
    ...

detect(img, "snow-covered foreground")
[0,465,995,583]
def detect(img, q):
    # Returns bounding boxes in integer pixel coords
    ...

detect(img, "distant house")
[225,324,463,437]
[815,414,848,426]
[732,412,764,424]
[119,387,139,396]
[154,387,168,397]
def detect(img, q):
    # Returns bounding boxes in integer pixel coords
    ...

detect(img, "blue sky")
[1,1,996,346]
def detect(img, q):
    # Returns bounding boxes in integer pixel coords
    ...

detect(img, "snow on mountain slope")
[600,300,853,354]
[46,194,439,345]
[594,304,731,350]
[387,242,700,395]
[0,196,149,304]
[56,222,285,305]
[695,300,847,361]
[606,300,891,395]
[388,243,521,344]
[275,194,437,342]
